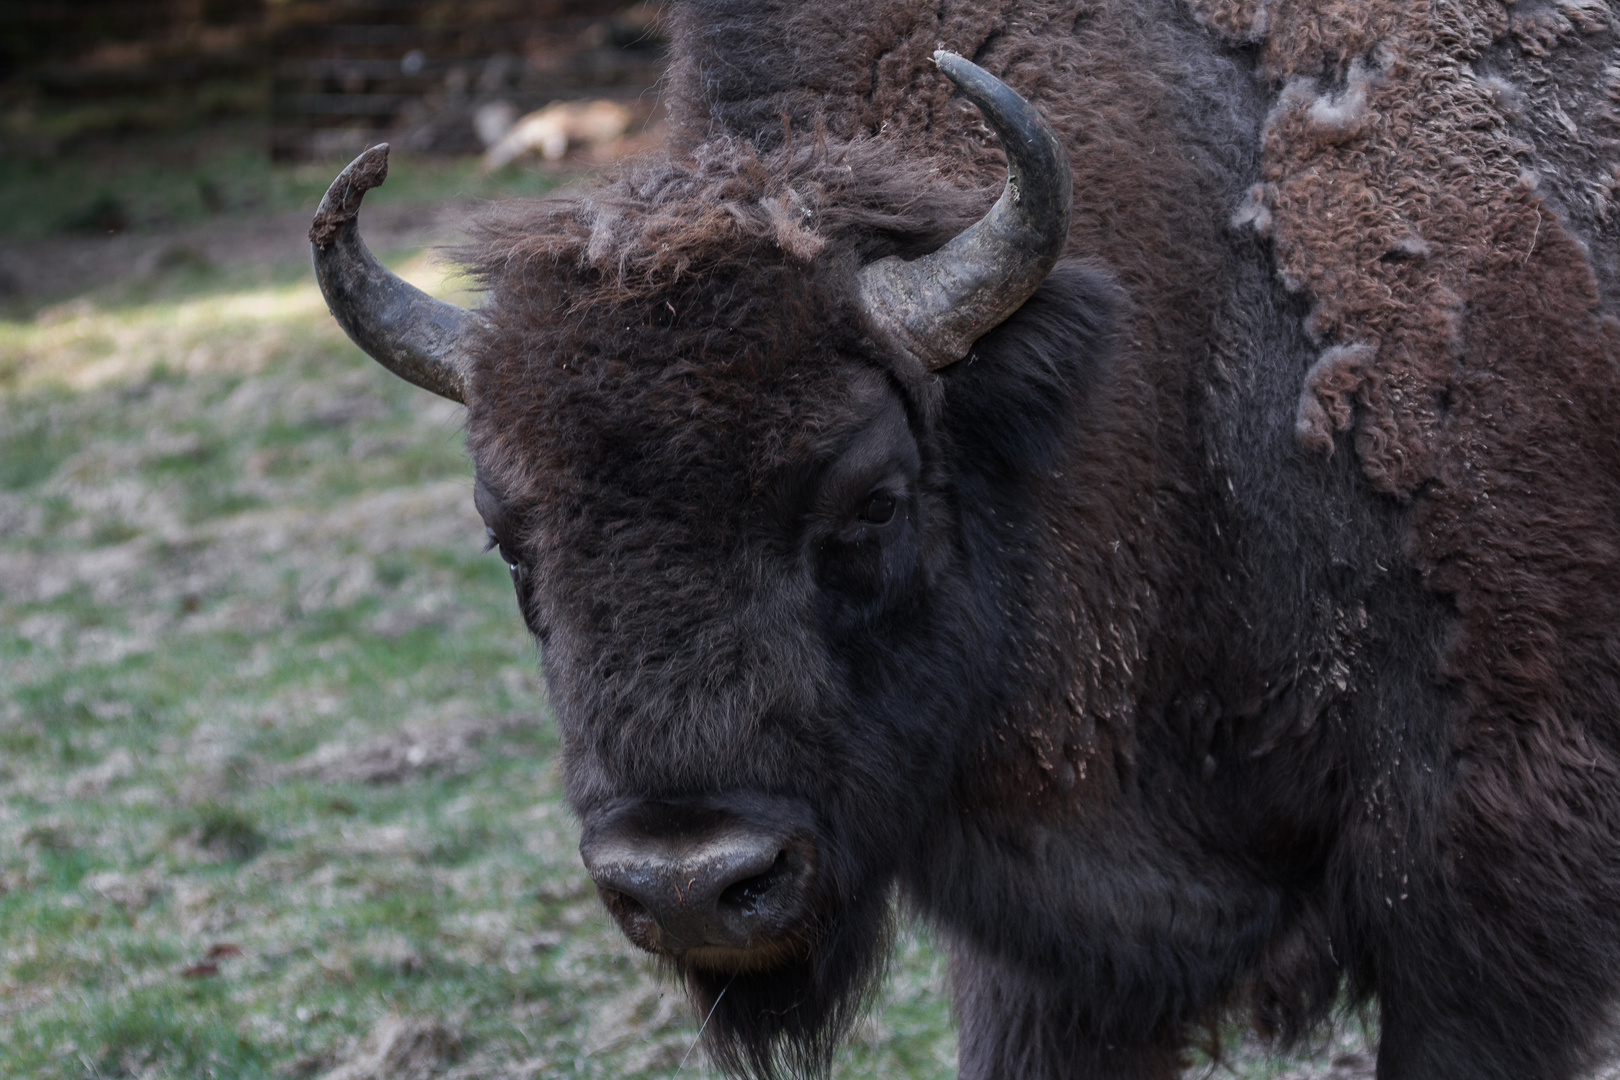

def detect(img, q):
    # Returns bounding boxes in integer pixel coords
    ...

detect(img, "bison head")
[312,55,1111,1078]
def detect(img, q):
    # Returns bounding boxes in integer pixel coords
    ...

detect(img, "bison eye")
[860,491,897,525]
[484,526,522,573]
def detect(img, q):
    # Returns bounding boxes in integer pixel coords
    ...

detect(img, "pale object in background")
[481,99,634,169]
[472,100,520,149]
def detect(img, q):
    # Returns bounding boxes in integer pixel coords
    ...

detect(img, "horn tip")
[309,144,393,249]
[933,50,972,78]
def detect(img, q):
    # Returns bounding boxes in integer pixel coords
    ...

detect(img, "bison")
[308,1,1620,1077]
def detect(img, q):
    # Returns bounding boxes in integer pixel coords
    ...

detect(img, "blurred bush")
[0,0,664,161]
[270,0,663,161]
[0,0,268,150]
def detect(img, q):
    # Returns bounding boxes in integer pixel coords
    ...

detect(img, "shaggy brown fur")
[443,1,1620,1077]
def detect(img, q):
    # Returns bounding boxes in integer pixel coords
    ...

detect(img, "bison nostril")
[718,849,790,915]
[597,886,662,950]
[601,887,644,916]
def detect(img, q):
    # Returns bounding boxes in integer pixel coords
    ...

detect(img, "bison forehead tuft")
[467,255,854,539]
[464,133,998,292]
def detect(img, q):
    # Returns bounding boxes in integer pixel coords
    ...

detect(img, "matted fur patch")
[1191,0,1616,494]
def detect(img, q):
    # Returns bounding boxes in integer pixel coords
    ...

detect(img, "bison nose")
[580,820,816,965]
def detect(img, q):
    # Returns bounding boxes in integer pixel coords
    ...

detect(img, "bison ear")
[939,259,1117,479]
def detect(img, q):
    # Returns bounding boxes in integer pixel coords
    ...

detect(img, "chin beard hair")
[676,891,895,1080]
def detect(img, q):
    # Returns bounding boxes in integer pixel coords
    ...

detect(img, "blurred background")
[0,0,666,164]
[0,0,670,303]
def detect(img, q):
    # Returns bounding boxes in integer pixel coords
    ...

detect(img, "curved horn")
[309,144,473,403]
[856,52,1074,371]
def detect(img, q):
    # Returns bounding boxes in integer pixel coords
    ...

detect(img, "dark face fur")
[461,145,1114,1077]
